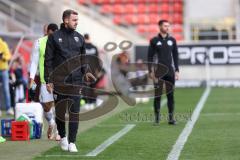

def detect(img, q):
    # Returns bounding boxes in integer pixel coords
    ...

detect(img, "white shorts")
[39,84,54,103]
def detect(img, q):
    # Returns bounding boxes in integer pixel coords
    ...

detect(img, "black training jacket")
[85,42,100,72]
[44,23,86,84]
[148,34,179,75]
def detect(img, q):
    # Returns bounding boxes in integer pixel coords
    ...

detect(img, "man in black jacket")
[83,33,99,109]
[44,9,94,152]
[148,20,180,125]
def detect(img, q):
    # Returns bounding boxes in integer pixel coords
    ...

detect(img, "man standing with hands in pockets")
[148,20,180,125]
[44,9,95,152]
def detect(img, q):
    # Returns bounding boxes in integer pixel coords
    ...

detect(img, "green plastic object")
[80,99,86,106]
[0,136,6,143]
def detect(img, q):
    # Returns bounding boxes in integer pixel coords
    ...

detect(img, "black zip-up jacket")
[85,42,98,57]
[44,23,86,84]
[85,42,100,72]
[148,34,179,75]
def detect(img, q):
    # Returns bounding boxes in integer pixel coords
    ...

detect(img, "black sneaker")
[168,120,177,125]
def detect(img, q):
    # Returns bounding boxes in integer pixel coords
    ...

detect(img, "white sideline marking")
[41,124,136,158]
[85,99,165,157]
[166,87,211,160]
[39,100,165,158]
[85,124,136,157]
[40,155,84,158]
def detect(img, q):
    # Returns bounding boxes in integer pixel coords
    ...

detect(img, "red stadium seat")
[160,3,170,13]
[173,3,183,13]
[112,0,123,3]
[77,0,86,4]
[173,33,183,41]
[137,0,149,3]
[114,0,135,3]
[149,14,159,24]
[113,15,123,24]
[125,0,135,3]
[172,24,183,33]
[125,4,137,14]
[172,0,183,3]
[112,4,125,14]
[160,13,170,20]
[149,0,160,2]
[160,0,169,3]
[149,24,159,33]
[147,33,158,40]
[137,25,147,33]
[91,0,103,4]
[137,4,148,13]
[100,4,112,14]
[102,0,112,3]
[137,14,150,24]
[172,13,183,24]
[148,4,158,13]
[124,14,137,25]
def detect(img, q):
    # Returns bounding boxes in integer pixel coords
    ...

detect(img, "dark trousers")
[55,93,80,143]
[154,74,175,121]
[83,83,97,104]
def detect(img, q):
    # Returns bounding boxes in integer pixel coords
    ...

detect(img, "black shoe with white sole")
[168,120,177,125]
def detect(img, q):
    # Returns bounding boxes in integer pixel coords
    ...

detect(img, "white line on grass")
[86,99,166,156]
[39,100,164,158]
[41,124,136,158]
[39,155,85,158]
[85,124,136,157]
[166,87,211,160]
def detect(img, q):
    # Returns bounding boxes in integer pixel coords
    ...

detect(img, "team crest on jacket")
[58,38,62,43]
[167,40,173,46]
[74,37,79,42]
[53,94,57,100]
[156,41,162,46]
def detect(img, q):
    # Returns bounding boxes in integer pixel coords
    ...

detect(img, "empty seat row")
[137,24,183,33]
[76,0,184,41]
[113,13,183,25]
[89,0,183,4]
[100,3,183,14]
